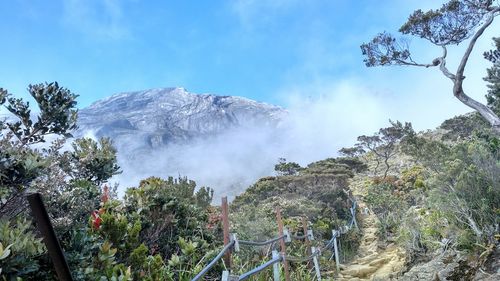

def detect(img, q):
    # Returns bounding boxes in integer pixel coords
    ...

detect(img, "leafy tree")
[361,0,500,132]
[439,112,489,140]
[484,37,500,114]
[334,157,368,173]
[401,133,451,173]
[67,137,121,185]
[274,157,303,176]
[0,83,79,218]
[0,83,124,279]
[355,134,383,174]
[1,84,121,222]
[338,146,365,158]
[2,82,77,145]
[356,121,414,178]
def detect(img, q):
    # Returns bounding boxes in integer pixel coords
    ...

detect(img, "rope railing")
[321,236,337,252]
[238,234,287,247]
[238,252,283,281]
[286,232,337,263]
[286,248,320,263]
[191,197,358,281]
[191,240,235,281]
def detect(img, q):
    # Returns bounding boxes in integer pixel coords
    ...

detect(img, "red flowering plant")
[90,210,102,230]
[90,185,110,230]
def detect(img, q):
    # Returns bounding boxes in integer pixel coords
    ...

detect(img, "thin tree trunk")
[383,157,390,179]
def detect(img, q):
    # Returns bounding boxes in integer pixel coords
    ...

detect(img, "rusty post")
[27,193,73,281]
[221,196,232,270]
[302,217,313,270]
[275,207,291,281]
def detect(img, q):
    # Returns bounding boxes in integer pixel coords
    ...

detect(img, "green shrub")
[0,218,45,278]
[365,183,408,239]
[401,165,427,190]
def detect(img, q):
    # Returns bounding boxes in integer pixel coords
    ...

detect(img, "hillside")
[224,115,499,280]
[1,83,499,280]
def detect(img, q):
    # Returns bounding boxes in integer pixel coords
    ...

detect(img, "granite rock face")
[77,87,287,151]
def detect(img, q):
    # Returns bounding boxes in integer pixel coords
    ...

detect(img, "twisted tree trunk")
[445,8,500,133]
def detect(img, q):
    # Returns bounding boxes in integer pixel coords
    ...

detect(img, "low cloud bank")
[3,78,476,201]
[110,82,396,200]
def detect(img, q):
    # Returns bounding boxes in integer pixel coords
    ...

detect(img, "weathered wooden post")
[221,197,232,270]
[302,217,313,270]
[27,193,73,281]
[275,207,291,281]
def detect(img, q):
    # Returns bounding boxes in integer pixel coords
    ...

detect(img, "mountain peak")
[78,87,287,148]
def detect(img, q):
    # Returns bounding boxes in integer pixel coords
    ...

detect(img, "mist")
[109,81,416,201]
[1,78,479,202]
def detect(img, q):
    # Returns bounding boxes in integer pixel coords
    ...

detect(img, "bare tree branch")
[438,46,457,80]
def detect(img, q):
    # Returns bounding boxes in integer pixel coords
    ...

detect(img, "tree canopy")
[361,0,500,132]
[484,37,500,114]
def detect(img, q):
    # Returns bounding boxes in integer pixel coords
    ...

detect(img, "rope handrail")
[238,254,283,280]
[195,199,358,281]
[239,234,286,247]
[286,248,320,263]
[192,240,235,281]
[286,234,336,263]
[322,236,336,250]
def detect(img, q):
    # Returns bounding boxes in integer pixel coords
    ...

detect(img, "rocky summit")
[77,87,287,151]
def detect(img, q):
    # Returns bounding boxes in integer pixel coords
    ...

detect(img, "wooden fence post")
[27,193,73,281]
[221,197,232,270]
[302,217,313,270]
[275,207,291,281]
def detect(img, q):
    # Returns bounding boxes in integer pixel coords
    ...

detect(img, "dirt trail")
[336,201,406,280]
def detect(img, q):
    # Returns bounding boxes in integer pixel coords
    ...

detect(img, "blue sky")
[1,0,499,131]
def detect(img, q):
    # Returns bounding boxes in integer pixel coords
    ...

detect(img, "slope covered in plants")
[1,83,499,280]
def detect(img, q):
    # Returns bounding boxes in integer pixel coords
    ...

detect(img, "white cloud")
[61,0,130,40]
[93,0,500,200]
[230,0,302,29]
[109,16,500,200]
[109,81,390,200]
